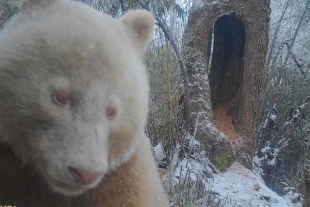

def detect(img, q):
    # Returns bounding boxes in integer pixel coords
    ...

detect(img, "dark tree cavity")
[209,14,245,123]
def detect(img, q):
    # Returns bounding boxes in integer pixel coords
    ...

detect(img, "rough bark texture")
[303,164,310,207]
[182,0,270,169]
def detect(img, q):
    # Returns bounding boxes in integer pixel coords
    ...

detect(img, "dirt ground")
[213,104,238,143]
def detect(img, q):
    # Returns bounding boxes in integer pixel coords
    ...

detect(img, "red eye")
[106,107,117,121]
[52,92,70,108]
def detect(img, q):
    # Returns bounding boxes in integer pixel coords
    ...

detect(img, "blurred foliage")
[83,0,186,19]
[0,0,20,29]
[258,0,310,195]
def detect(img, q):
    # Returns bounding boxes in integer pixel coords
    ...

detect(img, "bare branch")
[272,97,310,147]
[283,42,307,78]
[140,3,191,131]
[282,0,310,68]
[265,0,291,68]
[291,53,307,78]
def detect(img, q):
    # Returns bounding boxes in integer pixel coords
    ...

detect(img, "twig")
[282,0,310,68]
[283,42,307,78]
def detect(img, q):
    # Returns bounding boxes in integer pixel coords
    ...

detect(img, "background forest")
[1,0,309,206]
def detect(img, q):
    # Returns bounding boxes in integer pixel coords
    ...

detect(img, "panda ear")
[19,0,55,11]
[120,9,155,53]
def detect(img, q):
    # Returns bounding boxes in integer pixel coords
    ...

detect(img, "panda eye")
[52,91,70,108]
[106,107,117,121]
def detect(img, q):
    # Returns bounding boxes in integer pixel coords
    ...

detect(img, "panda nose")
[68,167,102,184]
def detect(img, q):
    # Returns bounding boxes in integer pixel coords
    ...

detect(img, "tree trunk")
[182,0,270,169]
[303,164,310,207]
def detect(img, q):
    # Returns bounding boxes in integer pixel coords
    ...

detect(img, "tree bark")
[303,164,310,207]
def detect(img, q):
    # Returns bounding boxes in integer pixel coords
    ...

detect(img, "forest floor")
[157,136,303,207]
[173,158,302,207]
[208,162,301,207]
[157,105,303,206]
[210,106,302,206]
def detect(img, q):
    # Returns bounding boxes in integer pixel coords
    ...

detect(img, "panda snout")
[68,167,103,185]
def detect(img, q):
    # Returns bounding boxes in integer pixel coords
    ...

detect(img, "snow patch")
[210,162,293,207]
[173,157,302,207]
[153,142,166,161]
[192,0,206,9]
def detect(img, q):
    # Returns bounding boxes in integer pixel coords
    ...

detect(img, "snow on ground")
[174,159,302,207]
[210,162,301,207]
